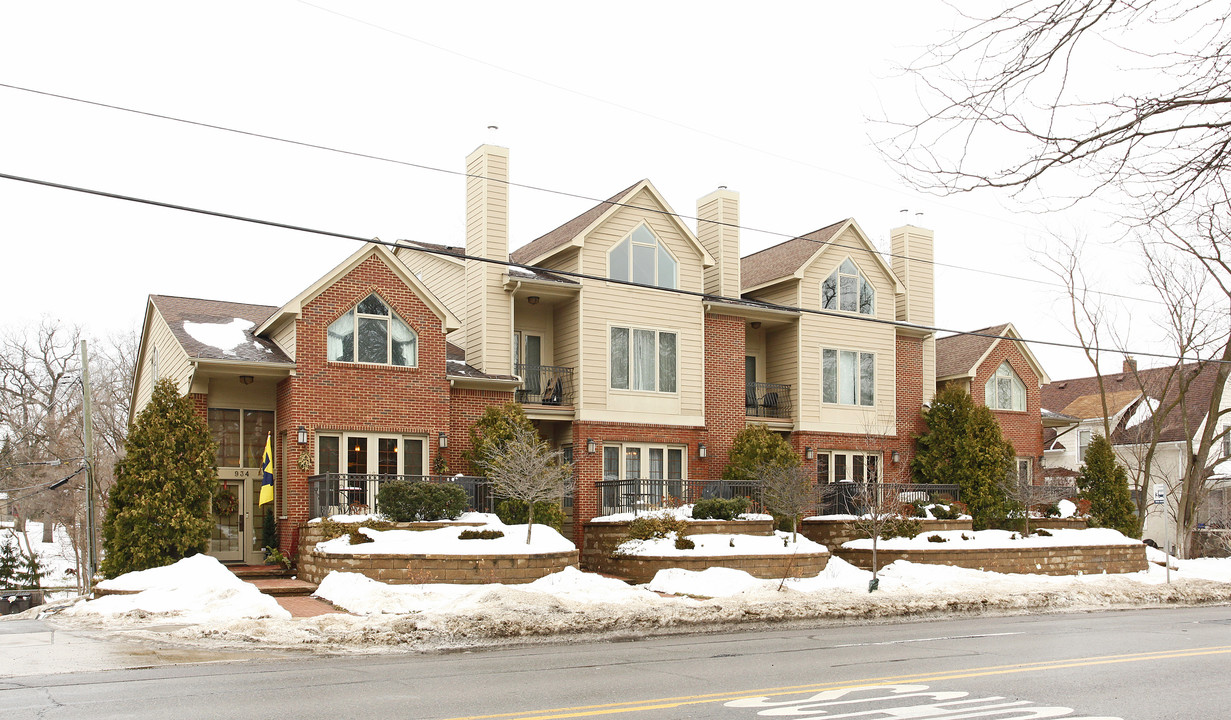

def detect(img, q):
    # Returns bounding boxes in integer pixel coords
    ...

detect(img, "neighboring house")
[130,144,939,564]
[1041,358,1231,545]
[935,323,1053,484]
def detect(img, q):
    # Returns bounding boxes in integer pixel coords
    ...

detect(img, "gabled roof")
[936,323,1050,385]
[150,295,293,365]
[509,180,714,268]
[1043,361,1228,444]
[256,242,461,337]
[739,218,903,295]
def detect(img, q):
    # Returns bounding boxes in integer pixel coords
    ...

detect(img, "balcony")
[746,382,792,419]
[307,473,492,519]
[516,364,575,406]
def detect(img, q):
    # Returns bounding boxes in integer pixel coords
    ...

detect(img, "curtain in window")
[839,350,857,404]
[610,327,629,389]
[391,317,417,367]
[327,312,354,362]
[658,333,677,392]
[357,317,388,364]
[859,352,875,406]
[633,329,655,391]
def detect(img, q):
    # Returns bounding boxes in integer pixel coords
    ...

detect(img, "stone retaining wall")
[800,518,972,548]
[834,543,1147,575]
[598,551,829,585]
[298,548,579,585]
[1028,518,1089,531]
[581,519,773,571]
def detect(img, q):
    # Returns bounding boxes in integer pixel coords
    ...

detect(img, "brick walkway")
[274,595,344,617]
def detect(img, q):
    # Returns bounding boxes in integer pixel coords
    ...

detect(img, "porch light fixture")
[805,447,814,460]
[891,451,901,463]
[750,321,761,329]
[239,375,254,385]
[438,432,448,449]
[698,443,707,459]
[527,296,540,305]
[297,426,308,445]
[586,438,596,454]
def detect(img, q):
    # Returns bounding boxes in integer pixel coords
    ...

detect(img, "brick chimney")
[696,187,740,298]
[464,144,513,375]
[1124,356,1137,374]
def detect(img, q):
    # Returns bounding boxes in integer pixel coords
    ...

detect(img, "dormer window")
[985,361,1026,411]
[609,224,677,290]
[327,293,418,366]
[822,259,874,315]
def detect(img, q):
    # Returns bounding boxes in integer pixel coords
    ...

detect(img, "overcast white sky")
[0,1,1161,380]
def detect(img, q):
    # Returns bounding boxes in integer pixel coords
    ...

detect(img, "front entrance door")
[210,480,246,562]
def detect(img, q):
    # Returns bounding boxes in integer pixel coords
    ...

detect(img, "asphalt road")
[3,606,1230,719]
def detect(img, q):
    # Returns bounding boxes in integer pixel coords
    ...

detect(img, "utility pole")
[81,339,97,593]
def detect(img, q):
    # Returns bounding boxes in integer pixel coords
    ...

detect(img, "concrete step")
[245,577,318,597]
[226,564,293,580]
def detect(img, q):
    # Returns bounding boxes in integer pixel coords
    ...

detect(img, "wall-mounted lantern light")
[297,426,308,445]
[586,438,596,454]
[891,451,901,464]
[805,447,814,460]
[439,432,448,449]
[698,443,707,459]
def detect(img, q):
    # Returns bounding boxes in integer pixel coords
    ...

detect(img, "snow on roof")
[183,318,258,358]
[1124,396,1159,429]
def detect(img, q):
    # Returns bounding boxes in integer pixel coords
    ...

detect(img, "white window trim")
[821,347,876,407]
[609,324,680,395]
[607,222,679,290]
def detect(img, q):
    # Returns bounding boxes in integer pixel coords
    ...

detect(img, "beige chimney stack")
[464,144,513,375]
[696,187,740,298]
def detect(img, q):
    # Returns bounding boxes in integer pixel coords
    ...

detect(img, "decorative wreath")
[213,490,239,516]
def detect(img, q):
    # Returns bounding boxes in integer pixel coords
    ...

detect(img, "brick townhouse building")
[130,144,940,564]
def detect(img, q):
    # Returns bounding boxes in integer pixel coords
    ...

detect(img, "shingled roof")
[935,324,1011,379]
[509,181,643,265]
[150,295,292,365]
[445,342,517,381]
[740,220,847,290]
[1042,362,1228,444]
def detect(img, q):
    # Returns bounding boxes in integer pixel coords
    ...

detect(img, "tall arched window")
[986,361,1026,410]
[608,224,677,289]
[327,293,418,366]
[822,258,874,315]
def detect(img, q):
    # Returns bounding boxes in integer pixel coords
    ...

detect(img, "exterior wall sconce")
[586,438,596,454]
[698,443,707,459]
[805,447,814,460]
[439,432,448,449]
[297,426,308,445]
[891,451,901,463]
[239,375,254,385]
[527,296,540,305]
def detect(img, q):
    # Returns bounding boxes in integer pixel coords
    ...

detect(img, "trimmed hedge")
[377,481,468,522]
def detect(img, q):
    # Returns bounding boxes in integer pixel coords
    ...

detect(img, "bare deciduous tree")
[849,484,912,592]
[481,425,574,544]
[758,462,829,544]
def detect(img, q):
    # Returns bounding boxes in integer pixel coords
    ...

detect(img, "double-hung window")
[822,349,874,406]
[986,361,1026,411]
[327,293,417,366]
[610,326,677,393]
[608,224,677,290]
[822,258,875,315]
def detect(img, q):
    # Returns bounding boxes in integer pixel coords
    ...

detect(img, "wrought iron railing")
[308,473,493,519]
[595,478,764,517]
[819,482,961,516]
[516,364,575,406]
[746,382,793,419]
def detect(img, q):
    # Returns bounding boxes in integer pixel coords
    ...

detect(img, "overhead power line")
[0,81,1162,309]
[0,169,1218,368]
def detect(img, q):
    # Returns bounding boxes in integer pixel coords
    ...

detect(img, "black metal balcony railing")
[308,473,493,519]
[594,479,960,518]
[746,382,793,419]
[516,364,575,406]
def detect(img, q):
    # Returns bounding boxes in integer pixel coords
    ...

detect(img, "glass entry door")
[211,480,246,562]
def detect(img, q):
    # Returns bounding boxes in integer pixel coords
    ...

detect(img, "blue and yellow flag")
[259,433,274,506]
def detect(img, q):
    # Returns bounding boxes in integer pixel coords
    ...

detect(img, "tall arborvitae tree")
[913,383,1015,530]
[100,379,217,578]
[1078,434,1140,538]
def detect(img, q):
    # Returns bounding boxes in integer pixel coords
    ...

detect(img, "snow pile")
[646,566,768,597]
[316,519,574,555]
[182,318,254,356]
[1057,498,1078,518]
[842,528,1138,551]
[618,531,826,557]
[317,566,662,615]
[63,554,289,622]
[590,506,772,523]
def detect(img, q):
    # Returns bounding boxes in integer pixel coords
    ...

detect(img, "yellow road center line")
[436,644,1231,720]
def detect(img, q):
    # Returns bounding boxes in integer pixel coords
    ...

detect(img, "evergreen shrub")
[378,481,467,522]
[691,497,750,520]
[495,499,566,532]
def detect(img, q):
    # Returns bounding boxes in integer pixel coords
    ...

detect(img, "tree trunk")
[525,504,534,544]
[42,514,53,544]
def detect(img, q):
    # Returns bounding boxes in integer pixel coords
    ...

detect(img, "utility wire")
[0,81,1163,310]
[0,169,1219,368]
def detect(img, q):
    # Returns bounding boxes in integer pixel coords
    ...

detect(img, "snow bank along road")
[4,607,1230,719]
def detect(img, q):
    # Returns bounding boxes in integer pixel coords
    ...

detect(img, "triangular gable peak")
[512,179,715,269]
[256,242,461,338]
[744,219,904,296]
[939,323,1050,386]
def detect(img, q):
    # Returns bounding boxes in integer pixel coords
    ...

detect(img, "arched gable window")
[327,293,418,366]
[986,361,1026,411]
[608,223,677,289]
[822,258,874,315]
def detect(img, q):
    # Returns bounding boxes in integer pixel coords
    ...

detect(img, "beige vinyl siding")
[746,280,799,309]
[747,282,802,410]
[534,246,581,276]
[745,327,766,383]
[134,307,193,415]
[553,296,581,403]
[513,303,556,366]
[577,188,705,424]
[395,248,467,326]
[799,228,897,433]
[270,319,296,362]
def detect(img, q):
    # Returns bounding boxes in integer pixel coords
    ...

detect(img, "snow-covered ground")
[590,506,773,523]
[1,521,82,591]
[316,515,572,555]
[618,531,825,557]
[842,528,1137,550]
